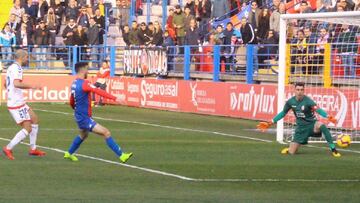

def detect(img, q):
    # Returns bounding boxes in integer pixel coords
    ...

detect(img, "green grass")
[0,103,359,203]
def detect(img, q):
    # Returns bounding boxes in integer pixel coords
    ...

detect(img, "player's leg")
[288,142,301,154]
[92,123,132,163]
[3,121,32,160]
[314,121,341,157]
[28,108,46,156]
[64,130,89,162]
[3,106,33,160]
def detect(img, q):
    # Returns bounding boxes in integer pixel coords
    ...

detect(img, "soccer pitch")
[0,103,360,203]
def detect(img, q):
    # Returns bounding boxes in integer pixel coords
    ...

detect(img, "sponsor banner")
[1,74,73,103]
[227,84,278,120]
[179,81,228,115]
[123,47,168,76]
[2,74,359,130]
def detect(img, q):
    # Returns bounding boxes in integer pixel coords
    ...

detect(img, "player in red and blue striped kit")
[64,62,132,163]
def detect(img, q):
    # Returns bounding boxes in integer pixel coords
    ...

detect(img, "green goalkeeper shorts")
[293,122,321,144]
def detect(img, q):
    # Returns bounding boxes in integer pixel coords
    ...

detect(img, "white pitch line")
[0,137,359,183]
[35,109,272,143]
[306,145,360,154]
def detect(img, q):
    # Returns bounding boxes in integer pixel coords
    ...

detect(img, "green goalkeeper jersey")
[282,96,317,126]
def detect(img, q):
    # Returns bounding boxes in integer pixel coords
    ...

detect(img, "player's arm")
[82,81,116,100]
[312,105,337,124]
[69,94,75,109]
[257,102,291,132]
[13,79,41,90]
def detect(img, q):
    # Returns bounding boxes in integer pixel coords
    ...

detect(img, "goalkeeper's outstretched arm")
[257,103,291,132]
[312,106,337,124]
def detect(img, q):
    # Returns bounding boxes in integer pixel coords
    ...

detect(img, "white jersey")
[6,63,25,108]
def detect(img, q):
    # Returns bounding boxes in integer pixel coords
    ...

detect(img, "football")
[337,134,351,148]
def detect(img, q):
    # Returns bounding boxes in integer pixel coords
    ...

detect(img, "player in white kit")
[3,49,46,160]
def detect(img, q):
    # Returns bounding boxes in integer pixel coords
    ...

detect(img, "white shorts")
[8,104,31,124]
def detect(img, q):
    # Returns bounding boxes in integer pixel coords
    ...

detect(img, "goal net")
[277,11,360,143]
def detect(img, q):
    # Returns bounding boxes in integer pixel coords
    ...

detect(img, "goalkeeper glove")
[257,121,273,132]
[327,115,337,124]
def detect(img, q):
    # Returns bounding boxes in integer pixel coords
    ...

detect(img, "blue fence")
[1,43,359,82]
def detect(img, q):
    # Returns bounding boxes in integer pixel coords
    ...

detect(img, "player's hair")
[75,62,89,73]
[294,82,305,88]
[14,49,28,60]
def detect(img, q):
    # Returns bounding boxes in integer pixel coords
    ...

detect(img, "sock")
[29,124,39,150]
[7,129,29,150]
[68,135,84,154]
[105,136,122,157]
[320,124,336,150]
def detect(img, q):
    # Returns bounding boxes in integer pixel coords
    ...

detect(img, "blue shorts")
[76,117,97,132]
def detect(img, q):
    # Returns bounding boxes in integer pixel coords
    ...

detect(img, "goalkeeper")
[257,82,341,157]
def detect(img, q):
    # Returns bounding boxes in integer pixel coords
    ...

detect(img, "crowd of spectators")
[0,0,359,72]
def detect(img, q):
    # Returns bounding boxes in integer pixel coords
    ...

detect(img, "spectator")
[129,21,139,45]
[316,0,328,12]
[44,8,59,47]
[93,0,110,16]
[52,0,65,33]
[20,14,34,35]
[147,22,155,46]
[77,6,90,28]
[94,9,105,44]
[212,0,229,20]
[221,22,236,71]
[355,0,360,10]
[184,6,195,32]
[316,27,329,54]
[230,0,242,16]
[163,30,175,71]
[122,25,131,46]
[10,0,25,24]
[73,25,88,60]
[37,0,49,21]
[152,21,163,46]
[62,18,77,46]
[33,20,49,68]
[185,19,201,47]
[270,2,285,34]
[185,0,196,16]
[137,22,151,46]
[299,1,313,13]
[193,0,201,19]
[213,25,224,45]
[16,23,33,49]
[292,29,307,74]
[53,0,65,21]
[248,1,260,32]
[24,0,38,21]
[272,0,281,11]
[258,30,278,70]
[92,60,110,106]
[166,8,176,41]
[173,5,186,53]
[65,0,79,21]
[198,0,212,36]
[336,24,357,76]
[8,14,21,34]
[313,27,329,74]
[257,8,270,42]
[240,17,257,44]
[0,23,17,65]
[88,17,100,64]
[113,0,130,30]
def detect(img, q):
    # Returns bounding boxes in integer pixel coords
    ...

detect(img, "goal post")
[277,11,360,143]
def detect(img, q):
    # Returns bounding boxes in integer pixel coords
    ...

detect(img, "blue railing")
[1,43,359,82]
